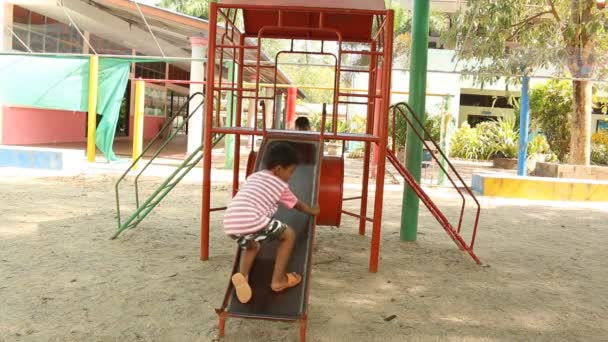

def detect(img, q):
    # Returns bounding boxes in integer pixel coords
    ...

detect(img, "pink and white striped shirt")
[223,170,298,235]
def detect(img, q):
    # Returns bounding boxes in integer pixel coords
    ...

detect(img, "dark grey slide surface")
[222,138,321,320]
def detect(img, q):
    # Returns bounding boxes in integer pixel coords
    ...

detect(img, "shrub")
[591,130,608,146]
[591,130,608,165]
[486,116,519,158]
[591,143,608,165]
[450,122,492,160]
[527,134,551,155]
[424,114,441,141]
[530,80,572,161]
[451,117,523,160]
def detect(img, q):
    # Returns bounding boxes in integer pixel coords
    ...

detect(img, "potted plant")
[487,117,519,169]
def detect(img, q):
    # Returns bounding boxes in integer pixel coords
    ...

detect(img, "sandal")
[271,272,302,292]
[231,273,252,303]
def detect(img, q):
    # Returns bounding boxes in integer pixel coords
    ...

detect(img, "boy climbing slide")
[223,142,320,303]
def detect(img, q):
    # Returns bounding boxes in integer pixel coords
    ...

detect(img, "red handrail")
[388,102,482,264]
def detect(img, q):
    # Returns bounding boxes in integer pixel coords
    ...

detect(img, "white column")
[187,37,208,154]
[0,3,10,51]
[0,3,8,144]
[264,88,274,129]
[248,98,256,148]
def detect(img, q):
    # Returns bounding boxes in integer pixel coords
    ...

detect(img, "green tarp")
[96,58,131,161]
[0,55,90,111]
[0,55,131,161]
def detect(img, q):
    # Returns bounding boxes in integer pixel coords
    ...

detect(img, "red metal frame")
[388,102,482,264]
[202,3,393,340]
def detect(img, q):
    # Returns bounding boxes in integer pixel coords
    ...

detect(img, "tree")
[386,1,450,67]
[445,0,608,165]
[159,0,211,19]
[530,80,572,160]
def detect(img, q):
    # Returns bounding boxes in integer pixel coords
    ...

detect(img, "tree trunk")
[569,80,592,165]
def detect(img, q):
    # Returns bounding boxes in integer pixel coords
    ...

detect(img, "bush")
[450,117,541,160]
[592,130,608,146]
[591,144,608,165]
[591,130,608,165]
[424,114,441,141]
[528,134,551,155]
[530,80,572,161]
[450,122,492,160]
[486,116,519,158]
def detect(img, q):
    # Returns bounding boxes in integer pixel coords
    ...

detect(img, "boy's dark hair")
[295,116,311,130]
[265,142,299,169]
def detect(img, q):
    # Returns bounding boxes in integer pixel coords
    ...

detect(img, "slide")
[217,134,322,321]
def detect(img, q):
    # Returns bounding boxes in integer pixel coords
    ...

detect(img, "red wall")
[129,115,166,140]
[2,106,86,145]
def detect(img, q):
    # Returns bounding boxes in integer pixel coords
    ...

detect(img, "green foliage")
[424,114,441,141]
[591,144,608,165]
[308,112,348,133]
[527,135,551,155]
[487,116,519,158]
[159,0,211,19]
[444,0,608,164]
[530,80,572,161]
[591,130,608,165]
[450,122,492,160]
[444,0,608,79]
[451,117,521,160]
[592,130,608,146]
[392,112,408,147]
[282,65,335,104]
[386,1,450,67]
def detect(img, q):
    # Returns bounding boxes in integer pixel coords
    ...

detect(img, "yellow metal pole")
[87,55,99,162]
[132,79,145,169]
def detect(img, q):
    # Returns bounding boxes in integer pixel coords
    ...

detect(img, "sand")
[1,167,607,342]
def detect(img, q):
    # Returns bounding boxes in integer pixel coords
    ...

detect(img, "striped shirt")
[223,170,298,235]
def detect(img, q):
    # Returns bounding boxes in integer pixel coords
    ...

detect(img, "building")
[0,0,299,154]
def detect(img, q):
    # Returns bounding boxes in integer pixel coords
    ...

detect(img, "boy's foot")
[271,272,302,292]
[231,273,252,303]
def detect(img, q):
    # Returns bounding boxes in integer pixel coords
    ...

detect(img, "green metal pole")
[224,61,236,169]
[401,0,430,241]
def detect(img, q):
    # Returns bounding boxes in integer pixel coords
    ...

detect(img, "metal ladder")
[112,92,224,239]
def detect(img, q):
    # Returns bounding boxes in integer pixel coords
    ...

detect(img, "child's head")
[265,142,298,181]
[295,117,311,131]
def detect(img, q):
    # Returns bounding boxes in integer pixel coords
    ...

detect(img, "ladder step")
[339,68,370,73]
[340,50,382,55]
[338,100,370,105]
[338,92,382,98]
[243,64,276,69]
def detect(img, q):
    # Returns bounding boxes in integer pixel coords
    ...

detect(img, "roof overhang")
[219,0,387,42]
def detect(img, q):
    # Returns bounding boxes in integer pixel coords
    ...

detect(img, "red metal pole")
[369,11,393,273]
[232,34,245,197]
[358,41,377,236]
[371,66,383,178]
[201,2,218,261]
[286,86,297,129]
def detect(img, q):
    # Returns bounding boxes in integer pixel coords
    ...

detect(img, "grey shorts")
[230,218,287,248]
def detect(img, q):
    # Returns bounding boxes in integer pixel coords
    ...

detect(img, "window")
[12,6,83,53]
[460,94,516,109]
[168,65,190,81]
[468,115,499,128]
[90,34,132,55]
[143,83,167,116]
[135,62,166,80]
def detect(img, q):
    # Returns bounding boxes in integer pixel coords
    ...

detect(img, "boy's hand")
[309,206,320,216]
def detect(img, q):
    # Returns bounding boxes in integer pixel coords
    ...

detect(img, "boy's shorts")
[230,218,287,248]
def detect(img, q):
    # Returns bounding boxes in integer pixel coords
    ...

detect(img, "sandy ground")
[1,166,607,342]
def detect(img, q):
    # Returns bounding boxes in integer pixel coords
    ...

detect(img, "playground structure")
[112,1,482,340]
